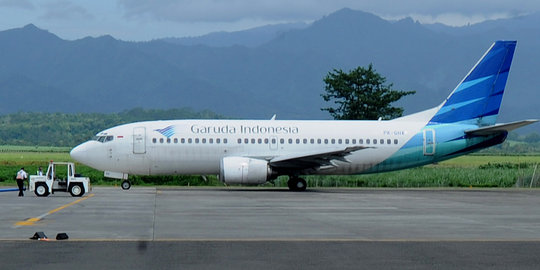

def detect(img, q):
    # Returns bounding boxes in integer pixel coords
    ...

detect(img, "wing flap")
[465,119,538,136]
[269,146,368,169]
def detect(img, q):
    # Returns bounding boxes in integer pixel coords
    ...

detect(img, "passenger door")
[423,129,435,156]
[133,127,146,154]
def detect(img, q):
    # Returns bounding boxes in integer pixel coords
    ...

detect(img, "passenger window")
[152,138,157,143]
[317,139,321,144]
[380,139,384,144]
[296,139,300,144]
[264,138,269,144]
[366,139,370,144]
[352,139,356,144]
[223,139,228,144]
[209,138,213,144]
[258,138,262,144]
[202,138,207,144]
[251,138,256,144]
[244,138,249,144]
[167,138,171,143]
[159,138,164,143]
[338,139,342,144]
[373,139,377,145]
[238,138,242,144]
[181,138,185,144]
[359,139,363,144]
[216,138,221,144]
[394,139,398,144]
[288,138,293,144]
[387,139,391,145]
[174,138,178,144]
[331,139,335,144]
[310,139,315,144]
[188,138,193,144]
[324,139,328,144]
[280,138,285,144]
[303,139,308,144]
[345,139,349,144]
[271,138,276,144]
[195,138,200,144]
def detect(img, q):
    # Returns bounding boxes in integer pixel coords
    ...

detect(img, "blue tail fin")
[429,41,516,126]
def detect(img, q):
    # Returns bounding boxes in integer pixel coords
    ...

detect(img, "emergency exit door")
[269,136,278,151]
[133,127,146,154]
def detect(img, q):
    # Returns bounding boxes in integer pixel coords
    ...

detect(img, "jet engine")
[219,157,271,185]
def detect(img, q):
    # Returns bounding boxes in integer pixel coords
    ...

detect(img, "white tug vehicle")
[29,161,90,197]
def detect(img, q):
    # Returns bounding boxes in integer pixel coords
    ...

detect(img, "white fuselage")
[71,111,433,177]
[69,41,532,189]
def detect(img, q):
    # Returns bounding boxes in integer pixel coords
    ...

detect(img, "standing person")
[37,167,43,176]
[16,167,27,197]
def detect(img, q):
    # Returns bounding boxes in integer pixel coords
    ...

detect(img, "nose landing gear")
[121,180,131,190]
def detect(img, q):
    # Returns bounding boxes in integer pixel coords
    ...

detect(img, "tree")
[523,132,540,143]
[321,64,415,120]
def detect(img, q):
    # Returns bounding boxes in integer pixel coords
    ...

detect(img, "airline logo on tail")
[429,41,516,126]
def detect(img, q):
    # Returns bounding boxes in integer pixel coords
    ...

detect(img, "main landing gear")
[287,177,307,192]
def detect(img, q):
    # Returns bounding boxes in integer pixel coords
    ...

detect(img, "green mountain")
[0,9,539,132]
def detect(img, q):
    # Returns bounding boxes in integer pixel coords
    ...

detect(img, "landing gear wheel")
[287,179,295,190]
[69,183,85,197]
[121,180,131,190]
[35,182,49,197]
[287,177,307,192]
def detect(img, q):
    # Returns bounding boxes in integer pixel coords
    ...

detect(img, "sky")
[0,0,539,41]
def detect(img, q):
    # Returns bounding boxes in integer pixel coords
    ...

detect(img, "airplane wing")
[465,120,539,136]
[268,146,369,170]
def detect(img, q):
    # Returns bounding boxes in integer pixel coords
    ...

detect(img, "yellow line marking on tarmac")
[14,194,95,227]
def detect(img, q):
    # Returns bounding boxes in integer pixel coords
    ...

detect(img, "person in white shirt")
[16,168,27,197]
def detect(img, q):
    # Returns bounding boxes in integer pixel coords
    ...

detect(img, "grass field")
[1,145,539,188]
[435,155,540,167]
[0,145,72,153]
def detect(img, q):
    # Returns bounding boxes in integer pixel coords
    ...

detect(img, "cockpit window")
[93,135,114,143]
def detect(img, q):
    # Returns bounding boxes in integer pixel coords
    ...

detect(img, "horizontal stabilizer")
[465,120,539,136]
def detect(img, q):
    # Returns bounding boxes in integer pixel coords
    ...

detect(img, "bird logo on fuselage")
[154,125,175,138]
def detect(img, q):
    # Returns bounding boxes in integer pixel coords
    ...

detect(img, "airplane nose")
[70,142,89,164]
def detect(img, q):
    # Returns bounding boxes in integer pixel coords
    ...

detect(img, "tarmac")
[1,187,540,269]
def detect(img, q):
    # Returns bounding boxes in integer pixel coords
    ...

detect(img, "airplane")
[70,40,537,191]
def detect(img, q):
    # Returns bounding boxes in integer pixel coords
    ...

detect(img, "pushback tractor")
[29,162,90,197]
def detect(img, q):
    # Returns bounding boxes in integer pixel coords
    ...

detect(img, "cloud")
[117,0,344,22]
[116,0,540,25]
[39,0,94,21]
[352,0,537,16]
[383,12,517,26]
[0,0,34,10]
